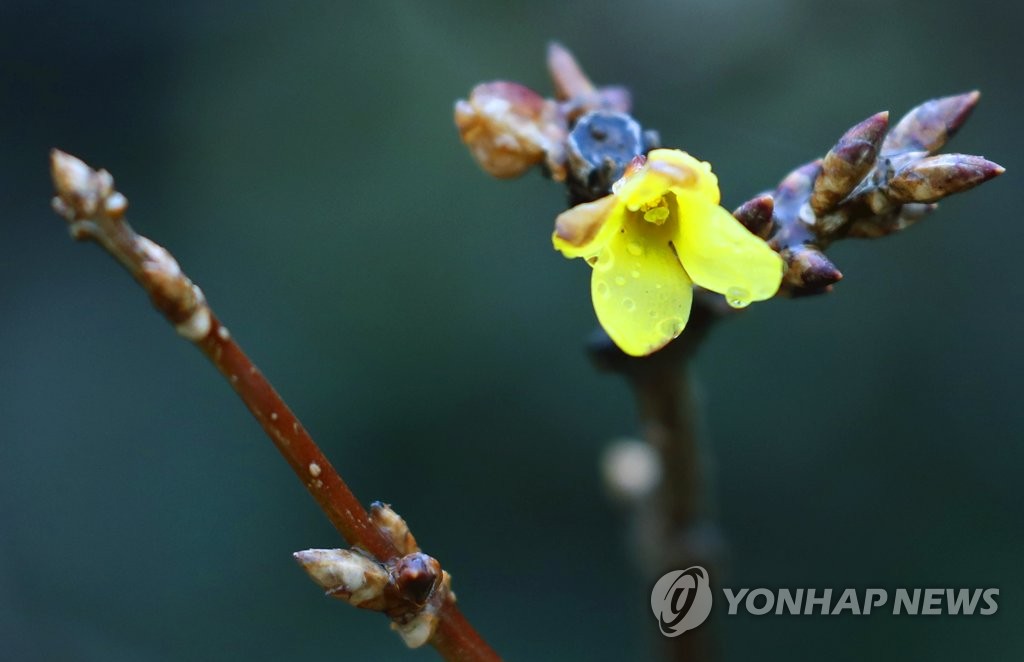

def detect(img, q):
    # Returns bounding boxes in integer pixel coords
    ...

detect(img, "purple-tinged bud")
[886,154,1004,203]
[811,111,888,215]
[732,194,775,239]
[882,91,980,155]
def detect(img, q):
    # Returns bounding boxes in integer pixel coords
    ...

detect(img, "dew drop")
[614,276,627,286]
[627,242,644,257]
[726,286,751,309]
[623,298,636,312]
[657,317,686,339]
[595,248,615,272]
[595,280,610,298]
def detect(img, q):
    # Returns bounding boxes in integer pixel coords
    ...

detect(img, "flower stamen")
[641,199,669,225]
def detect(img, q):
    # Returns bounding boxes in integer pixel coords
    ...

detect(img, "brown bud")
[50,149,115,220]
[886,154,1004,203]
[144,264,198,323]
[882,91,980,155]
[390,566,452,649]
[547,42,595,101]
[293,548,389,610]
[811,111,888,215]
[393,552,442,607]
[547,42,630,118]
[782,245,843,291]
[370,502,419,556]
[732,194,775,239]
[454,81,558,179]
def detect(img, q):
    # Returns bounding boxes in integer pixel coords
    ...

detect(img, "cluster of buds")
[49,150,213,340]
[294,503,453,648]
[732,93,1004,296]
[455,43,649,197]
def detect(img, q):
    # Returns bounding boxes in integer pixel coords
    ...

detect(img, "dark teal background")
[1,1,1020,660]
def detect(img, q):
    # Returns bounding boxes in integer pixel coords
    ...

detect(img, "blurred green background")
[1,1,1020,660]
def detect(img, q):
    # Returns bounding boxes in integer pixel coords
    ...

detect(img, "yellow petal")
[664,156,721,206]
[552,195,621,260]
[615,149,721,210]
[590,219,694,356]
[673,190,784,307]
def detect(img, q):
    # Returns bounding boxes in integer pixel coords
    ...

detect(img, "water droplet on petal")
[726,286,751,309]
[595,247,615,272]
[614,276,627,286]
[595,281,610,298]
[623,298,636,312]
[627,242,644,257]
[658,317,686,340]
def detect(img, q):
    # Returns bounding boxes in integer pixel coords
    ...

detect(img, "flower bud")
[883,91,979,155]
[732,194,775,239]
[886,154,1004,203]
[811,111,888,215]
[50,149,115,220]
[293,548,389,609]
[370,501,419,556]
[454,81,557,179]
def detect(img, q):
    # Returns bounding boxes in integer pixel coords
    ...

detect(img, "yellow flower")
[553,149,783,357]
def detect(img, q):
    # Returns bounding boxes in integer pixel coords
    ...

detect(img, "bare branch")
[48,150,501,662]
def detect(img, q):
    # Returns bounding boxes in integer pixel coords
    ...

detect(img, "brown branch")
[48,150,500,662]
[592,300,724,662]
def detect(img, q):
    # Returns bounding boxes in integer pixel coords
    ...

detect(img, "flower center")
[640,196,670,225]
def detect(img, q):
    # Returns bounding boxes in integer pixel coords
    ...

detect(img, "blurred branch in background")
[47,151,501,662]
[456,44,1003,662]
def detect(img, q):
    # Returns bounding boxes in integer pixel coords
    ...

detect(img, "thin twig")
[592,299,723,662]
[632,368,716,662]
[48,149,501,662]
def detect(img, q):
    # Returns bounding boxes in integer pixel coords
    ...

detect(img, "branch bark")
[593,298,724,662]
[48,149,500,662]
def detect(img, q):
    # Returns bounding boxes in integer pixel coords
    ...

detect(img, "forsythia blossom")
[553,149,783,356]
